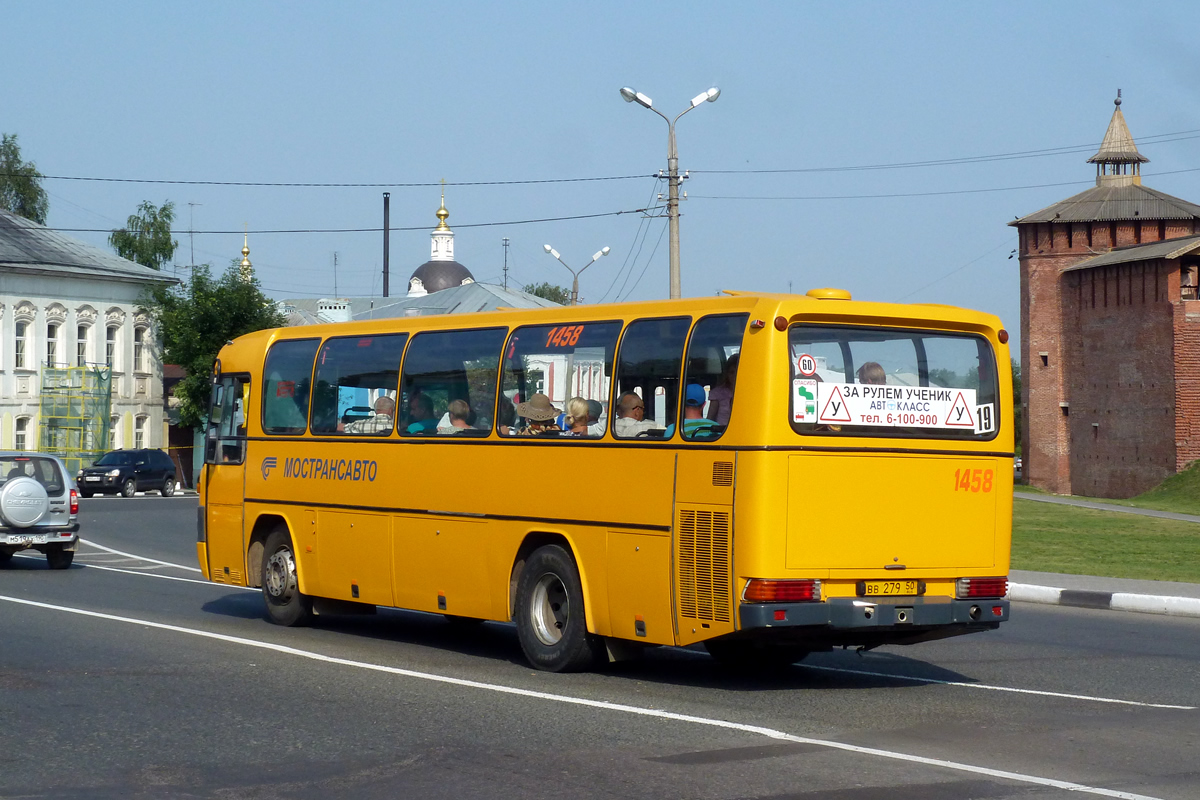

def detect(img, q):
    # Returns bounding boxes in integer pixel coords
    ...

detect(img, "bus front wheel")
[515,544,604,672]
[262,528,312,627]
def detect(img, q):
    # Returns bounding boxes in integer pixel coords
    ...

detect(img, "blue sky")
[5,1,1200,356]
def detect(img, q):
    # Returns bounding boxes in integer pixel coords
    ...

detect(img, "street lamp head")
[620,86,653,109]
[591,246,611,262]
[691,87,721,108]
[601,246,611,256]
[543,244,553,253]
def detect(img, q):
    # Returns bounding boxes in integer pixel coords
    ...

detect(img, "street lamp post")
[543,244,610,305]
[620,86,720,300]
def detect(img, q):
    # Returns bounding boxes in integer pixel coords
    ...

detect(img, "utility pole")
[333,252,339,297]
[619,86,720,299]
[544,244,610,306]
[187,202,201,267]
[502,237,510,290]
[382,192,390,297]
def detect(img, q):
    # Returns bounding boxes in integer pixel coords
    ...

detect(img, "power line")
[689,166,1200,202]
[5,172,650,188]
[36,206,655,236]
[693,130,1200,175]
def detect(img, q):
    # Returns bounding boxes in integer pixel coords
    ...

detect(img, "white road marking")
[0,593,1168,800]
[79,560,258,590]
[801,664,1196,711]
[77,539,201,572]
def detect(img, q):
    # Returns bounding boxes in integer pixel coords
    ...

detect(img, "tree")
[143,261,285,428]
[522,282,570,305]
[0,133,49,225]
[110,200,179,270]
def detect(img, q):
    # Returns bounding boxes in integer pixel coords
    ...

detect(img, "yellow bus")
[197,289,1013,671]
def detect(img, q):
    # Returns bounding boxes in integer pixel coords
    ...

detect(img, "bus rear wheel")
[262,528,312,627]
[515,544,604,672]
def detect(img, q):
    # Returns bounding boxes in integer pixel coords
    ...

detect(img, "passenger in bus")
[497,395,517,435]
[857,361,886,385]
[438,399,474,434]
[613,391,660,437]
[563,397,591,436]
[665,384,718,438]
[345,395,396,434]
[515,393,562,435]
[404,393,439,434]
[586,399,605,436]
[706,352,739,426]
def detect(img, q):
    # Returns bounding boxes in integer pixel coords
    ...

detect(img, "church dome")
[408,260,474,294]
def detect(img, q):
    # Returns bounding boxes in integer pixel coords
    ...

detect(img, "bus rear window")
[788,325,999,440]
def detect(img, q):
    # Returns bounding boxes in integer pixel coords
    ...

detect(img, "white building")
[0,208,175,454]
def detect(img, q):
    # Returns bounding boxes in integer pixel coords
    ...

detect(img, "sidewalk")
[1010,493,1200,617]
[1010,570,1200,619]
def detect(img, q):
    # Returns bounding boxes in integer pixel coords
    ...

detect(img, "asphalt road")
[1,498,1197,799]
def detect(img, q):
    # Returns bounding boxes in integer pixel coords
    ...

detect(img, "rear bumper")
[1,524,80,550]
[740,595,1009,631]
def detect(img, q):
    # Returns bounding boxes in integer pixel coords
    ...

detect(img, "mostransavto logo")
[261,456,278,480]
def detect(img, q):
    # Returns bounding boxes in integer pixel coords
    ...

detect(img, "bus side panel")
[392,514,494,619]
[315,510,393,607]
[606,530,673,645]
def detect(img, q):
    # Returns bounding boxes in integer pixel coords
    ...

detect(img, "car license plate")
[8,535,32,545]
[858,580,921,596]
[85,476,101,481]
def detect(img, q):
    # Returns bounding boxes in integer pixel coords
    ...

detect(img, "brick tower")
[1012,94,1200,497]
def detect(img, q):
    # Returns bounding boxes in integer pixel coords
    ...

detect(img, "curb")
[1009,582,1200,619]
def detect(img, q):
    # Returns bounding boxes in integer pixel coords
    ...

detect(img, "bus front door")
[202,374,250,585]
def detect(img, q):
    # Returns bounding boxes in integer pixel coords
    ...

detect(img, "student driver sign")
[793,380,995,435]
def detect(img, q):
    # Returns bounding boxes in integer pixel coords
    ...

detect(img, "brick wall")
[1017,218,1195,496]
[1175,298,1200,471]
[1067,262,1176,497]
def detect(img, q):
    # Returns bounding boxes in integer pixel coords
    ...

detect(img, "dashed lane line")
[0,594,1170,800]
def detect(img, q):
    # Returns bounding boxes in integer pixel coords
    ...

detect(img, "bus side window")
[680,314,749,442]
[612,317,691,440]
[398,327,507,437]
[500,321,621,438]
[261,339,320,435]
[310,333,408,435]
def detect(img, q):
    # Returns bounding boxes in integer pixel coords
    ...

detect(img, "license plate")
[859,580,921,596]
[85,476,101,481]
[8,535,32,545]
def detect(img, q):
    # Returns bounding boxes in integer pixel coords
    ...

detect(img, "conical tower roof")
[1088,93,1148,165]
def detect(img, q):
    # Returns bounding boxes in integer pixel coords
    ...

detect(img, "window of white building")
[106,325,118,369]
[110,415,120,449]
[134,415,147,449]
[15,322,27,369]
[47,323,60,367]
[77,324,89,367]
[133,326,146,373]
[15,417,29,451]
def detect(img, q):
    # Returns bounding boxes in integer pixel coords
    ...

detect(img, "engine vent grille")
[712,461,733,486]
[677,509,731,622]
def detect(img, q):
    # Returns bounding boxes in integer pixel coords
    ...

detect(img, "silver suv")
[0,453,80,570]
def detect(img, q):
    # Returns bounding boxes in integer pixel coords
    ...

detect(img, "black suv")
[77,449,177,498]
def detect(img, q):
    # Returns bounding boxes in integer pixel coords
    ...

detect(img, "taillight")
[69,489,79,515]
[956,577,1008,598]
[743,579,821,603]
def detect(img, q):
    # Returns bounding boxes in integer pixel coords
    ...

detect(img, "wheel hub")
[530,573,568,646]
[265,547,297,601]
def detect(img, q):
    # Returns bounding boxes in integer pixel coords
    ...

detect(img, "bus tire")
[704,639,809,669]
[262,528,312,627]
[515,544,604,672]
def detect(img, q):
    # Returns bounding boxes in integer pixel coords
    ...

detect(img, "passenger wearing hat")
[681,383,718,438]
[515,393,563,435]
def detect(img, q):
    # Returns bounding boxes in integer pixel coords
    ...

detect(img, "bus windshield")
[788,324,999,440]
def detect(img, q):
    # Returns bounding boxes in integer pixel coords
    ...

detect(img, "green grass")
[1012,500,1200,582]
[1015,460,1200,516]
